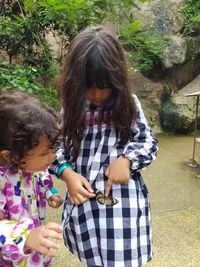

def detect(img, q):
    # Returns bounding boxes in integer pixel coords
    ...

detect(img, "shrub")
[0,61,59,108]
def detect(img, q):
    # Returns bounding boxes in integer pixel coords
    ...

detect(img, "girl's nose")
[93,88,101,98]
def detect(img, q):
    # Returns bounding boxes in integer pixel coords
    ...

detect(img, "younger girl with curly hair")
[0,90,63,267]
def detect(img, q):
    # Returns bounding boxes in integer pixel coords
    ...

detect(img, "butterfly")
[95,190,119,206]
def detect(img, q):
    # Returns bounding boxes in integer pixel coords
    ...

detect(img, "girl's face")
[20,135,55,172]
[86,86,111,106]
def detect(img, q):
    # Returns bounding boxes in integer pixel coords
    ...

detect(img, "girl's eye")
[39,151,51,156]
[40,153,48,156]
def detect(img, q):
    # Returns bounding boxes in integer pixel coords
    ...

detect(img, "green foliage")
[181,1,200,36]
[0,0,161,86]
[0,0,57,84]
[182,0,200,23]
[0,61,59,108]
[121,21,166,72]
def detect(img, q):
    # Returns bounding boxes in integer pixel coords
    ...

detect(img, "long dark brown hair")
[0,90,60,170]
[61,25,136,162]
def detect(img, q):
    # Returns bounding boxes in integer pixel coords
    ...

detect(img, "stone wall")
[131,0,200,134]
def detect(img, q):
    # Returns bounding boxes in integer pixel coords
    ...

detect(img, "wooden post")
[188,95,199,167]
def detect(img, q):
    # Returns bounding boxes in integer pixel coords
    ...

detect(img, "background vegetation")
[0,0,167,107]
[182,0,200,23]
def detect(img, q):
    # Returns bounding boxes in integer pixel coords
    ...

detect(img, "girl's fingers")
[80,189,95,198]
[81,178,95,194]
[71,194,90,205]
[77,195,88,204]
[43,229,63,240]
[39,245,58,257]
[40,238,60,249]
[105,166,110,177]
[105,178,112,197]
[45,222,63,233]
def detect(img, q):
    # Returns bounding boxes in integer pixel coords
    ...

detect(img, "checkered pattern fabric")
[50,95,158,267]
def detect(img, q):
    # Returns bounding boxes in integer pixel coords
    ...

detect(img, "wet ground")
[46,135,200,267]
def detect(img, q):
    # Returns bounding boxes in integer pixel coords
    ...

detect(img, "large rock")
[162,36,187,69]
[132,72,164,134]
[159,76,200,134]
[130,0,200,134]
[132,0,186,35]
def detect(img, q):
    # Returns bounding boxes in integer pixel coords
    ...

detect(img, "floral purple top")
[0,166,55,267]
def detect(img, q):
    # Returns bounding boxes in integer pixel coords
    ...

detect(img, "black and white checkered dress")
[51,95,158,267]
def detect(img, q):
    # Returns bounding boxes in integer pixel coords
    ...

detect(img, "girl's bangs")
[85,48,112,89]
[86,67,112,89]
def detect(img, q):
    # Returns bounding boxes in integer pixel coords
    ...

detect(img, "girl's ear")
[0,150,11,164]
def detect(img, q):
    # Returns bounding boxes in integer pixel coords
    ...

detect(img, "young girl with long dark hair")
[51,25,158,267]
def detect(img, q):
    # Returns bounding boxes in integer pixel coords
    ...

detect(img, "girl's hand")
[47,194,63,208]
[105,156,131,197]
[61,169,96,205]
[25,222,63,257]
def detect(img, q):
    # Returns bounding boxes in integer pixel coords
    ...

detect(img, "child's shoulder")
[34,170,51,178]
[34,170,53,183]
[0,166,11,189]
[0,165,14,177]
[132,93,138,101]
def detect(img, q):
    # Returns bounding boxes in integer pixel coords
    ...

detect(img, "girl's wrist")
[57,163,73,176]
[119,155,131,168]
[60,168,74,183]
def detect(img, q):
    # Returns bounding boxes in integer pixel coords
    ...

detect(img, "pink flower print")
[0,257,12,267]
[30,252,42,265]
[14,218,34,229]
[5,182,14,197]
[32,217,40,227]
[5,182,12,189]
[15,220,25,227]
[22,171,31,187]
[39,198,46,209]
[7,199,13,207]
[43,176,53,188]
[9,204,20,214]
[27,223,34,231]
[2,244,23,262]
[21,196,28,211]
[0,166,12,176]
[6,189,14,197]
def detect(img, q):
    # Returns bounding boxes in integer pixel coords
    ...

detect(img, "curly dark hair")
[61,25,136,162]
[0,90,60,169]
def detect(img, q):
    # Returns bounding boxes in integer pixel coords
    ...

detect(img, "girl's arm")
[37,171,63,209]
[122,95,158,171]
[48,143,95,205]
[48,145,72,177]
[0,218,63,261]
[105,95,158,196]
[0,175,63,262]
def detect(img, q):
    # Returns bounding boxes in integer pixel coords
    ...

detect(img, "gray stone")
[131,0,185,35]
[162,36,187,68]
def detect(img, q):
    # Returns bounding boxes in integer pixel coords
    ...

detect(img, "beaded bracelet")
[57,163,73,176]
